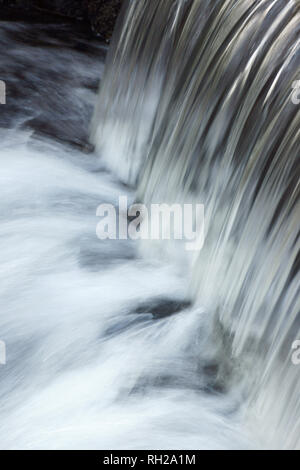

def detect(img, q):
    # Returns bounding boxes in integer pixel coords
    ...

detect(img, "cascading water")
[92,0,300,449]
[0,13,257,450]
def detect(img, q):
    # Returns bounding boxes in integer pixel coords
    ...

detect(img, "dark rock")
[87,0,123,40]
[134,298,192,320]
[0,0,124,41]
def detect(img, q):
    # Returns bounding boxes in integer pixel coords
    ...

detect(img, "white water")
[0,20,256,450]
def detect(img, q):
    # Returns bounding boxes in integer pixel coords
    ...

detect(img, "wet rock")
[87,0,123,40]
[134,298,192,319]
[0,1,124,41]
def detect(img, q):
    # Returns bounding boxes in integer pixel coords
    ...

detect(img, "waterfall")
[92,0,300,449]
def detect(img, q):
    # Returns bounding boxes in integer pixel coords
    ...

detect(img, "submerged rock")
[134,298,192,319]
